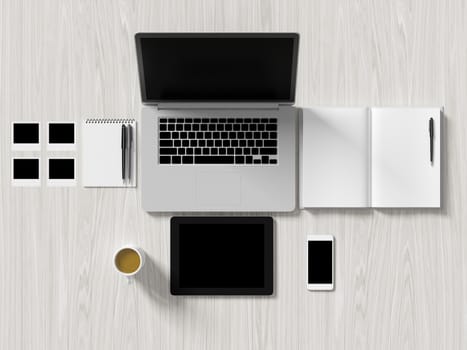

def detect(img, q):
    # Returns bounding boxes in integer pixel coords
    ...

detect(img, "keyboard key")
[187,148,194,155]
[269,159,277,164]
[184,124,191,131]
[217,124,224,131]
[174,140,181,147]
[205,132,212,139]
[269,118,277,123]
[160,156,170,164]
[252,148,259,155]
[261,155,269,163]
[207,140,213,147]
[195,156,234,164]
[270,132,277,139]
[160,140,173,147]
[233,124,240,131]
[246,156,253,164]
[227,118,234,123]
[262,132,269,139]
[195,148,202,155]
[185,118,193,123]
[215,140,222,147]
[160,118,167,123]
[227,148,234,155]
[190,140,197,147]
[231,140,238,147]
[176,124,183,131]
[225,124,233,131]
[178,148,186,155]
[160,124,167,131]
[239,140,246,147]
[260,118,268,123]
[246,132,253,139]
[172,156,181,164]
[249,124,257,131]
[211,148,218,155]
[193,124,200,131]
[221,132,228,139]
[209,124,215,131]
[180,132,187,139]
[248,140,255,147]
[182,156,193,164]
[160,148,177,155]
[258,124,265,131]
[194,118,201,123]
[201,124,208,131]
[202,118,209,123]
[245,118,252,123]
[254,159,261,164]
[168,124,175,131]
[176,118,184,123]
[235,148,242,155]
[243,148,251,155]
[172,132,179,138]
[197,132,203,138]
[213,132,220,139]
[219,118,226,123]
[199,140,206,147]
[160,132,171,139]
[254,132,260,139]
[237,132,244,139]
[266,124,277,131]
[219,148,226,155]
[189,132,195,138]
[223,140,230,147]
[168,118,176,123]
[203,148,209,155]
[182,140,189,147]
[253,118,259,123]
[235,156,245,164]
[210,118,218,123]
[264,140,277,147]
[260,148,277,155]
[241,124,248,131]
[256,140,263,147]
[229,132,236,139]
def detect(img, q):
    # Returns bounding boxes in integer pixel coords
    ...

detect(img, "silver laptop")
[135,33,299,212]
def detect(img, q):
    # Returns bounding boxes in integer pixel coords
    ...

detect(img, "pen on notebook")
[127,124,132,182]
[429,118,434,164]
[121,124,127,180]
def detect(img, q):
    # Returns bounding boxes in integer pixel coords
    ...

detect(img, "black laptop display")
[170,217,273,295]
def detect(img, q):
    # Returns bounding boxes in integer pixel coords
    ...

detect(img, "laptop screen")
[135,33,299,103]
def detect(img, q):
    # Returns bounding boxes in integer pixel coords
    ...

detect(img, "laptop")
[135,33,299,212]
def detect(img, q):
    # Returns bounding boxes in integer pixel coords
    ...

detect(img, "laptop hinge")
[156,103,283,110]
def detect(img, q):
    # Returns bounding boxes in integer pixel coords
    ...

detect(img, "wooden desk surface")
[1,0,465,349]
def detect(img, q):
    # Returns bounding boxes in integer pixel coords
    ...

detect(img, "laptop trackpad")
[196,172,242,208]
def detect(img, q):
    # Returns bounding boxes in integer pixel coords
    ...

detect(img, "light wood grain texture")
[1,0,466,349]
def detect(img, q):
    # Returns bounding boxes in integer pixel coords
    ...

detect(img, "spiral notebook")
[82,118,136,187]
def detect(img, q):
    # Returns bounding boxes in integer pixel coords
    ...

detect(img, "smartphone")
[307,235,334,290]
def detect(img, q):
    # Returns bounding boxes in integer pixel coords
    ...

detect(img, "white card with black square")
[11,122,40,151]
[47,157,76,186]
[11,157,40,186]
[47,122,76,150]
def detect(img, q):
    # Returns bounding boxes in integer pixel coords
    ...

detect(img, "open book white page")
[370,108,441,207]
[300,108,370,208]
[82,119,136,187]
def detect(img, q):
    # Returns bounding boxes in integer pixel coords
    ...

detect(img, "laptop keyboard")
[159,118,278,165]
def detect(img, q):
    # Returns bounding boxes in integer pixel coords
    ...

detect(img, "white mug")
[113,245,145,280]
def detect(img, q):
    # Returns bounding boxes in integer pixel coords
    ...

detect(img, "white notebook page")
[371,108,441,207]
[300,108,370,208]
[82,119,136,187]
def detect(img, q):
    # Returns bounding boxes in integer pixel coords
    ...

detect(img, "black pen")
[127,124,132,182]
[429,118,434,164]
[121,124,127,180]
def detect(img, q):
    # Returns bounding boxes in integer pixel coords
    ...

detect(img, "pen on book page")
[127,124,132,182]
[429,118,434,165]
[122,124,127,180]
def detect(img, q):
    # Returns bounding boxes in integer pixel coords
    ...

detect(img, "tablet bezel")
[170,216,273,295]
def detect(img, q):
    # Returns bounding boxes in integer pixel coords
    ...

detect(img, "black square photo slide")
[47,158,76,186]
[48,122,75,150]
[12,122,40,150]
[12,158,40,186]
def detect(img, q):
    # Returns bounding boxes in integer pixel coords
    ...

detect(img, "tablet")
[170,216,273,295]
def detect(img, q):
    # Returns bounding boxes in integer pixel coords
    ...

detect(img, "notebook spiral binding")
[85,118,135,124]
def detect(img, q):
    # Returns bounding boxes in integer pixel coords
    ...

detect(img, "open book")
[300,107,442,208]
